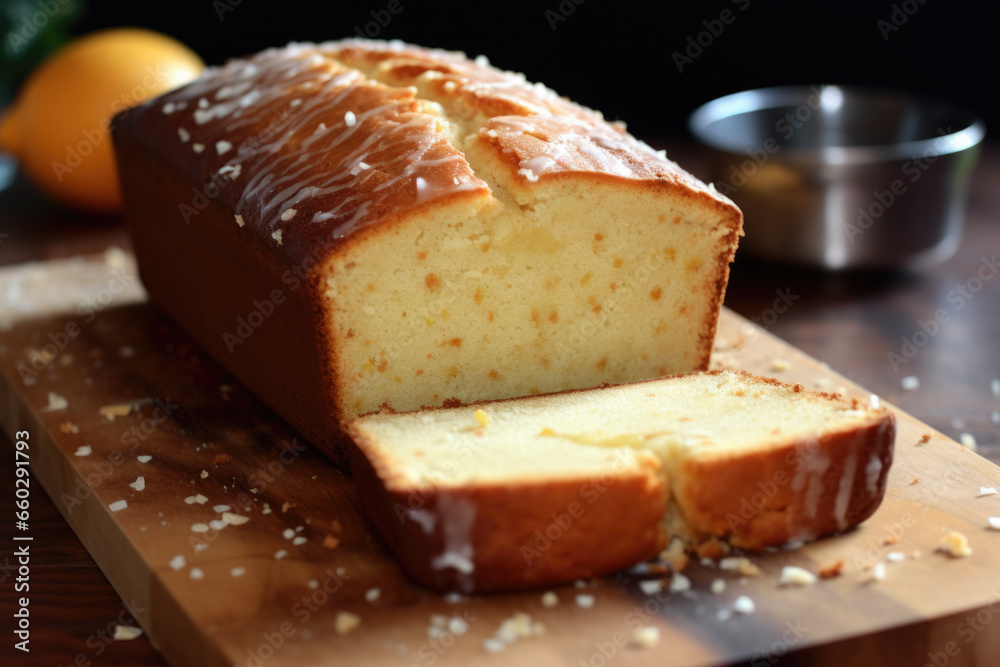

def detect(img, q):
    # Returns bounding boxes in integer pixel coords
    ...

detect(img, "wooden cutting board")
[2,251,1000,667]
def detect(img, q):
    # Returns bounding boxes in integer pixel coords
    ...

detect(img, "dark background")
[62,0,998,143]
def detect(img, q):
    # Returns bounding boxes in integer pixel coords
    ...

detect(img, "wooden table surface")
[0,142,998,667]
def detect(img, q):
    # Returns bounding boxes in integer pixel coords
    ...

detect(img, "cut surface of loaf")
[112,39,742,458]
[348,370,895,592]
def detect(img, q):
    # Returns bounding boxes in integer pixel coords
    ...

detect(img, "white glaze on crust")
[833,450,859,531]
[131,40,734,255]
[430,495,476,579]
[140,43,489,246]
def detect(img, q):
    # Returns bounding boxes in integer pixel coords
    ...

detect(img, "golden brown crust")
[347,424,667,592]
[672,412,895,549]
[114,130,353,460]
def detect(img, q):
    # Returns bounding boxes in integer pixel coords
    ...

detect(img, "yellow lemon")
[0,28,203,213]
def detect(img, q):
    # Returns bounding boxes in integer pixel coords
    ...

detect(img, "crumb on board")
[41,392,68,412]
[881,535,898,546]
[223,512,249,526]
[575,594,595,608]
[638,579,662,596]
[74,445,92,457]
[695,536,729,559]
[719,556,761,577]
[818,559,844,579]
[770,357,791,371]
[937,531,972,558]
[910,477,920,485]
[630,626,660,649]
[323,534,340,549]
[113,625,143,641]
[482,638,505,653]
[60,421,79,434]
[977,487,998,497]
[960,433,977,451]
[335,612,360,635]
[541,591,558,607]
[658,537,689,571]
[490,611,545,650]
[99,404,132,420]
[778,566,817,586]
[917,433,932,445]
[668,572,691,593]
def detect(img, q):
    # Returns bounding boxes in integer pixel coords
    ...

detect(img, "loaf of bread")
[348,370,895,592]
[112,39,742,459]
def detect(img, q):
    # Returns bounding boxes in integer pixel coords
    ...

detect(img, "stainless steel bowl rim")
[689,85,986,166]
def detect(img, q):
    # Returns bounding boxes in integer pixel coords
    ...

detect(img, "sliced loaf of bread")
[113,40,742,461]
[347,370,895,592]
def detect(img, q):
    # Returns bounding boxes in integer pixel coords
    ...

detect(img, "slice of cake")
[348,370,895,592]
[112,40,742,459]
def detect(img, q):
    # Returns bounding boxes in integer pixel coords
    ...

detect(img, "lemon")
[0,28,203,213]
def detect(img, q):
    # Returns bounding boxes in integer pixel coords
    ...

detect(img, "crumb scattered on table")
[733,595,755,614]
[720,556,760,576]
[335,612,361,635]
[113,625,143,641]
[630,626,660,648]
[937,531,972,558]
[818,559,844,579]
[778,566,817,586]
[99,404,132,420]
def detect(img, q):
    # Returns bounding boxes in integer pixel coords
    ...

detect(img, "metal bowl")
[689,86,985,269]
